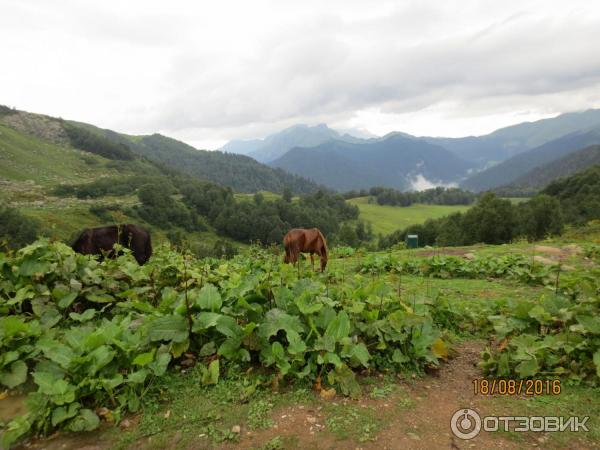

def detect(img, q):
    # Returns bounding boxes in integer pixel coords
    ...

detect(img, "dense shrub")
[53,176,167,199]
[542,165,600,225]
[0,205,39,250]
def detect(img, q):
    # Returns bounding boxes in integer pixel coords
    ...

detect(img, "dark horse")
[283,228,328,272]
[71,224,152,265]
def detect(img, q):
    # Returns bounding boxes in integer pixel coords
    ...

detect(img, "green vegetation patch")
[347,197,471,235]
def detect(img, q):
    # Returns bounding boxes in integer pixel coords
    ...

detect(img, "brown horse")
[283,228,328,272]
[71,224,152,265]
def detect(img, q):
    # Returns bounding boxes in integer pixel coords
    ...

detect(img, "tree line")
[379,192,567,248]
[343,186,476,206]
[62,122,135,161]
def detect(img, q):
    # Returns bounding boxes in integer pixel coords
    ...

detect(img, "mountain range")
[461,123,600,191]
[221,123,368,163]
[494,145,600,196]
[4,104,600,197]
[270,135,470,191]
[222,109,600,192]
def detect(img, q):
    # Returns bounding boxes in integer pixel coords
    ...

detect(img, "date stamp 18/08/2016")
[472,378,561,396]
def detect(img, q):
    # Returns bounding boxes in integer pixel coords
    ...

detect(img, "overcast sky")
[2,0,600,149]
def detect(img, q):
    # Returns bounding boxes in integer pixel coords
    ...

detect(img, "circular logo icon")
[450,408,482,440]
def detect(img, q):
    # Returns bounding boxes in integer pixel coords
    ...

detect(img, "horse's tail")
[283,231,292,263]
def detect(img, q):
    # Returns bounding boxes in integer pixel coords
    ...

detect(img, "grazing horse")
[71,224,152,265]
[283,228,328,272]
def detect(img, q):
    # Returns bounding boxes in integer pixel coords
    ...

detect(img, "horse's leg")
[310,253,315,272]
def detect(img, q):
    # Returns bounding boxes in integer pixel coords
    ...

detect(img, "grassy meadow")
[347,196,472,235]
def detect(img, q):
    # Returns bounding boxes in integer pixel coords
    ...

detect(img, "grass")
[503,197,531,204]
[0,123,121,186]
[324,403,382,442]
[347,196,472,235]
[488,385,600,448]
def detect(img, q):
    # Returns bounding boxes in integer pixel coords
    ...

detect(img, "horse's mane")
[316,229,328,257]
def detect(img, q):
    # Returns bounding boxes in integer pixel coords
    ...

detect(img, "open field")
[504,197,531,204]
[347,196,472,235]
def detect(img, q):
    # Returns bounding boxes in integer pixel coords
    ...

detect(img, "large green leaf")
[148,315,188,343]
[271,341,291,375]
[33,372,77,405]
[133,350,156,366]
[88,345,115,375]
[201,359,220,385]
[0,360,28,388]
[37,340,76,369]
[331,364,361,398]
[57,292,78,310]
[286,330,307,355]
[19,257,52,277]
[343,342,370,367]
[295,293,323,315]
[576,315,600,334]
[51,402,81,426]
[149,352,171,376]
[516,358,540,378]
[69,309,96,322]
[192,312,222,332]
[196,284,222,311]
[260,309,304,339]
[66,409,100,432]
[325,311,351,342]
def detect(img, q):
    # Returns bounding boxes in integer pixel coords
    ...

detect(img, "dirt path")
[221,342,522,450]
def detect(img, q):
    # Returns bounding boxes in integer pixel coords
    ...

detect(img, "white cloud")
[1,0,600,149]
[409,174,457,191]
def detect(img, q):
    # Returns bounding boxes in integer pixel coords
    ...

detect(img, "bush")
[89,204,122,223]
[517,195,563,241]
[0,205,39,250]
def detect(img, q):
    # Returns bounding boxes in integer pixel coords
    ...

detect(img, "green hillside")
[461,125,600,192]
[0,123,128,186]
[347,196,471,235]
[542,164,600,224]
[69,122,321,194]
[495,145,600,196]
[0,112,241,252]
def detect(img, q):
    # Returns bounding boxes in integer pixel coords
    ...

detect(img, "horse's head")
[72,229,94,254]
[320,253,327,272]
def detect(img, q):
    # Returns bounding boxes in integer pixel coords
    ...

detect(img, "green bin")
[405,234,418,249]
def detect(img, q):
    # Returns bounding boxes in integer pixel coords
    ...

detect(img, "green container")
[405,234,419,249]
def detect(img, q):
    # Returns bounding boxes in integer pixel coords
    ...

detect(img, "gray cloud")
[1,0,600,148]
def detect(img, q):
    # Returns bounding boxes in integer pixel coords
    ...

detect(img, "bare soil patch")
[415,247,476,257]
